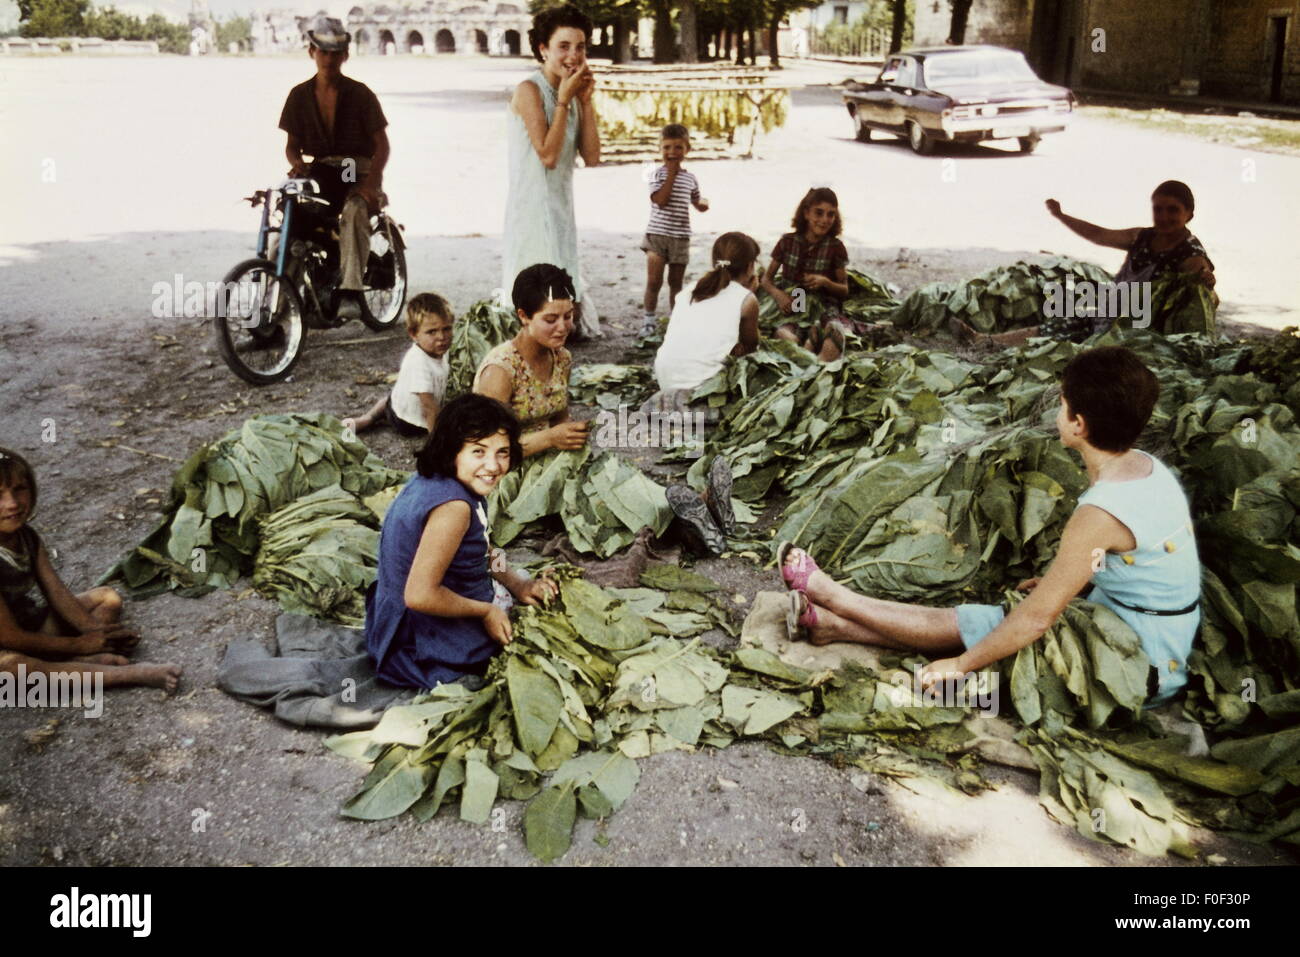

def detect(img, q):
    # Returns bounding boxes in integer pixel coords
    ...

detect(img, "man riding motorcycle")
[278,16,390,318]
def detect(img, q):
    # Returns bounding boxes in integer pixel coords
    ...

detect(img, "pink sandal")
[786,590,818,642]
[777,540,820,592]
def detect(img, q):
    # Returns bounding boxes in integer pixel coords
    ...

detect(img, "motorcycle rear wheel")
[359,216,408,331]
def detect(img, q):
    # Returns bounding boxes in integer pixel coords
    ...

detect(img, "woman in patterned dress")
[473,263,590,457]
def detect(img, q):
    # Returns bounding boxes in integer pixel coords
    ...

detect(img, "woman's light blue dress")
[957,452,1201,703]
[502,69,601,338]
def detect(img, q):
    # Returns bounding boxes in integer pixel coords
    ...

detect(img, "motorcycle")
[213,177,407,385]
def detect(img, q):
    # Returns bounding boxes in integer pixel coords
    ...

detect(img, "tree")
[947,0,972,44]
[678,0,697,61]
[216,15,251,52]
[764,0,819,68]
[651,0,675,62]
[888,0,907,53]
[19,0,89,36]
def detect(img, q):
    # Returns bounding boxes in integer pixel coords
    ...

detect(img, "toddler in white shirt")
[344,293,454,438]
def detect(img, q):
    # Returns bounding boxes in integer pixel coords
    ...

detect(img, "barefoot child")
[364,395,558,688]
[758,187,850,360]
[0,448,181,695]
[640,124,709,337]
[344,293,453,438]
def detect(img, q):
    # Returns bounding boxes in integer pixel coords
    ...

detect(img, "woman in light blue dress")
[502,5,603,339]
[777,347,1202,705]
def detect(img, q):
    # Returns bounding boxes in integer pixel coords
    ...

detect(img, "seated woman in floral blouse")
[473,263,590,457]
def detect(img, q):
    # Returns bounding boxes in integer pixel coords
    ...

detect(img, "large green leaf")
[524,786,577,863]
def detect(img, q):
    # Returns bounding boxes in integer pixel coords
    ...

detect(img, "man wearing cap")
[279,16,390,317]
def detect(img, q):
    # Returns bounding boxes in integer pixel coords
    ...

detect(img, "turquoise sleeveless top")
[1076,451,1201,701]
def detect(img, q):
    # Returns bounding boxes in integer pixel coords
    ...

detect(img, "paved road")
[1,54,1297,329]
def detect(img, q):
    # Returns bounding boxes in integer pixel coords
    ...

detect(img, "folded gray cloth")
[218,613,414,729]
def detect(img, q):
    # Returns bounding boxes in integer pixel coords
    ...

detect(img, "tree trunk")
[748,21,758,65]
[679,0,698,62]
[889,0,907,54]
[613,17,631,64]
[948,0,973,44]
[768,9,782,68]
[722,27,730,60]
[653,0,676,63]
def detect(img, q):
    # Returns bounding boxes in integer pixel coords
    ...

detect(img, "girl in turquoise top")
[502,5,603,340]
[779,346,1202,704]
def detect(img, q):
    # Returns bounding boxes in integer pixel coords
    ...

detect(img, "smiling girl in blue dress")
[365,394,558,689]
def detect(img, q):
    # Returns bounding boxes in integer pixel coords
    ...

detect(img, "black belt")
[1105,594,1200,617]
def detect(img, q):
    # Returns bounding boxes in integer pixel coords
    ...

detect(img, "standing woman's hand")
[557,64,586,107]
[1045,198,1062,217]
[576,65,596,105]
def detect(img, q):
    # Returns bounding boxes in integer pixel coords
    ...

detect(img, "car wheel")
[1018,134,1041,154]
[854,112,872,142]
[906,120,934,155]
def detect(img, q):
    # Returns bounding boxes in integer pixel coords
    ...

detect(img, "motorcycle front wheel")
[359,215,408,331]
[213,258,307,385]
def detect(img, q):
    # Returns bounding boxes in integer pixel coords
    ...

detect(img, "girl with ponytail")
[653,232,761,395]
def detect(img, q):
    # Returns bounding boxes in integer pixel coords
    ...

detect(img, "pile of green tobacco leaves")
[757,267,899,332]
[568,363,657,411]
[446,299,518,400]
[112,313,1299,860]
[324,566,1002,862]
[1146,272,1218,336]
[888,256,1115,336]
[103,413,405,614]
[251,486,382,626]
[680,327,1299,853]
[487,447,674,558]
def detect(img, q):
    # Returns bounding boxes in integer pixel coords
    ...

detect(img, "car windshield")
[922,51,1039,86]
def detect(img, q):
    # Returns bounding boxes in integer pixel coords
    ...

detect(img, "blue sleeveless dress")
[958,452,1201,703]
[365,473,498,689]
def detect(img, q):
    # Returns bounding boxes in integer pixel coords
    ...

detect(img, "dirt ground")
[0,55,1296,867]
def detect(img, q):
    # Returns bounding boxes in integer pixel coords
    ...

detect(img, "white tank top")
[654,281,752,393]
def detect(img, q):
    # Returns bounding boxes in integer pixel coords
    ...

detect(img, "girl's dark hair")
[791,187,843,238]
[529,4,593,62]
[691,232,760,304]
[511,262,578,320]
[0,447,36,518]
[1060,347,1160,453]
[1152,180,1194,214]
[416,395,523,480]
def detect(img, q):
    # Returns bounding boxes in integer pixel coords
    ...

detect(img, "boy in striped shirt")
[640,124,709,337]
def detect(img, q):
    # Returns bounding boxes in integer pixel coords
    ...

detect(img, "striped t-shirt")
[646,166,700,239]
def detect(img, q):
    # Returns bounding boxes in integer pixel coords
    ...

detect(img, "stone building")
[346,1,531,56]
[252,10,312,55]
[910,0,1298,105]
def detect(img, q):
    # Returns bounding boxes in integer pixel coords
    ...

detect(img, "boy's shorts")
[385,395,428,438]
[642,233,690,266]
